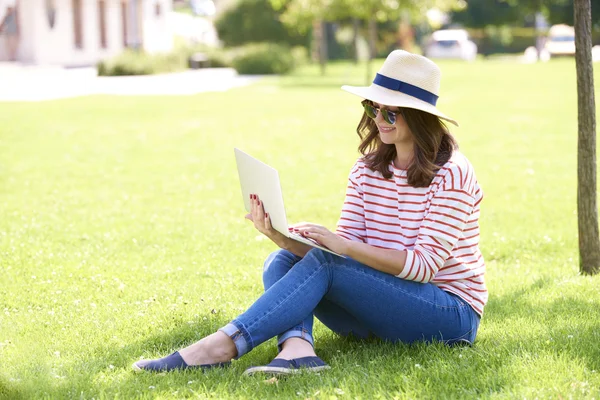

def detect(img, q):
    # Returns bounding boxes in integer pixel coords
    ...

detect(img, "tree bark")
[312,19,327,76]
[352,18,359,64]
[320,20,328,75]
[366,16,376,85]
[574,0,600,275]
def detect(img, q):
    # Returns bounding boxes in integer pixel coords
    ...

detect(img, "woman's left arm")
[295,187,474,279]
[295,164,481,280]
[292,223,407,275]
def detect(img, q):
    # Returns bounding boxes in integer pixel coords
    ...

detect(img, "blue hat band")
[373,73,438,106]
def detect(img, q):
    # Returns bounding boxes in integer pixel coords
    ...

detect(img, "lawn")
[1,58,600,399]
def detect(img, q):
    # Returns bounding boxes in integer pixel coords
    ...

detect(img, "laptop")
[234,148,343,257]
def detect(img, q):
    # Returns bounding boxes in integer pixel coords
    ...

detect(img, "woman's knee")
[304,248,338,265]
[262,249,300,280]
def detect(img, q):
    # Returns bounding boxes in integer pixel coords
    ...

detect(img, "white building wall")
[142,0,173,54]
[32,0,127,66]
[0,0,172,66]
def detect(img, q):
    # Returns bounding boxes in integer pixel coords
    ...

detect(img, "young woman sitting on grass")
[133,50,487,375]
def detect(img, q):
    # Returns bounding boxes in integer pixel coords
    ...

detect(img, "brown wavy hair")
[357,103,457,187]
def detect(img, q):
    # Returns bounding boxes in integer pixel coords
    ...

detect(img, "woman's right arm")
[245,194,312,258]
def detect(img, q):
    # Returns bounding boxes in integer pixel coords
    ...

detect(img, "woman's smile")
[378,125,396,133]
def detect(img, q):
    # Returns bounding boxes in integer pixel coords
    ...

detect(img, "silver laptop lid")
[234,148,290,237]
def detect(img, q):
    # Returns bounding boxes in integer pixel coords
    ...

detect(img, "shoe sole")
[243,364,330,376]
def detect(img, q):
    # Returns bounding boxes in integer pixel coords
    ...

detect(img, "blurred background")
[0,0,597,77]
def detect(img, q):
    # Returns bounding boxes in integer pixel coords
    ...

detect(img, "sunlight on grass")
[1,58,600,399]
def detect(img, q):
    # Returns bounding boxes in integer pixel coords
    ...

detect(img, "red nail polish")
[265,213,269,218]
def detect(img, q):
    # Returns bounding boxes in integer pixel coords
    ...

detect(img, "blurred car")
[424,29,477,61]
[190,0,215,16]
[545,24,575,57]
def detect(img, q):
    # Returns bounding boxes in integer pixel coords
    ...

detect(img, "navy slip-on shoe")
[244,356,330,376]
[132,351,230,372]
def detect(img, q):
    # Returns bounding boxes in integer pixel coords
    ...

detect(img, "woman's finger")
[249,194,255,214]
[255,195,265,219]
[251,194,260,221]
[303,231,325,244]
[264,212,272,231]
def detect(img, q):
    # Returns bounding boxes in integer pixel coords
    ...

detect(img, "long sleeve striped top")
[335,152,487,316]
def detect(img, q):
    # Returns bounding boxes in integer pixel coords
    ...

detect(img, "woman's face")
[372,102,413,145]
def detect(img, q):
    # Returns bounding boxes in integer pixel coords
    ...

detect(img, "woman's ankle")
[206,331,238,360]
[179,332,237,365]
[277,337,317,359]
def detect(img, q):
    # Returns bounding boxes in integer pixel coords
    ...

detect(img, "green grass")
[1,58,600,399]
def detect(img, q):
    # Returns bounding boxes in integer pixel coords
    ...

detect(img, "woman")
[0,5,19,62]
[134,50,487,374]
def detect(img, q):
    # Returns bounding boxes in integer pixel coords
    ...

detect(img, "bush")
[230,43,296,75]
[97,45,233,76]
[214,0,309,48]
[182,45,233,68]
[97,49,187,76]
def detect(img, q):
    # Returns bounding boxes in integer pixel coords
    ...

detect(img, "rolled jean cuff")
[277,329,314,352]
[218,322,250,359]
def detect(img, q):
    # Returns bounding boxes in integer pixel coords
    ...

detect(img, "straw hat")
[342,50,458,126]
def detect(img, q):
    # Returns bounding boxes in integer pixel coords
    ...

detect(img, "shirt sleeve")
[397,163,477,283]
[336,161,367,243]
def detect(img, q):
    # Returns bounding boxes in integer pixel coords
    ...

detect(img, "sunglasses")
[362,101,401,125]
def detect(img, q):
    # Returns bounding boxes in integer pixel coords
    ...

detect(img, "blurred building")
[0,0,173,66]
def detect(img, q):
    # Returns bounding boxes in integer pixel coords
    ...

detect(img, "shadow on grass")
[13,276,600,398]
[484,276,600,371]
[0,374,26,400]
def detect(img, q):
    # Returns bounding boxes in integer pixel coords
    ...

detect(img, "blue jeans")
[220,249,480,358]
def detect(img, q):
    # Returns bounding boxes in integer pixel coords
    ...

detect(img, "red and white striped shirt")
[336,152,487,316]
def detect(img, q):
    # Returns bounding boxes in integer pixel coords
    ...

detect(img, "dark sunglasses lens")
[382,110,396,125]
[363,103,377,119]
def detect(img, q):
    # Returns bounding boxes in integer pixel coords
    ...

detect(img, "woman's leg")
[138,248,478,369]
[219,249,479,358]
[6,35,18,61]
[261,249,315,354]
[260,249,372,359]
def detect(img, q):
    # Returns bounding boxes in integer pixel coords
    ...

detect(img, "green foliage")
[2,59,600,398]
[97,49,190,76]
[451,0,600,29]
[463,26,600,55]
[273,0,437,33]
[231,43,297,74]
[184,45,234,68]
[214,0,309,47]
[97,45,233,76]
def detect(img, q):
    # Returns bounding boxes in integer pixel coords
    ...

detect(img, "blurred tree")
[574,0,600,275]
[452,0,600,28]
[547,0,600,25]
[451,0,521,27]
[272,0,455,80]
[214,0,309,48]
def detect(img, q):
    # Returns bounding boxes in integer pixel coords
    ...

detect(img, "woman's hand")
[292,223,349,255]
[245,194,288,247]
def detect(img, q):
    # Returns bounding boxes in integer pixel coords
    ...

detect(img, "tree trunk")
[574,0,600,275]
[312,19,327,76]
[352,18,359,64]
[320,20,328,75]
[366,17,376,85]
